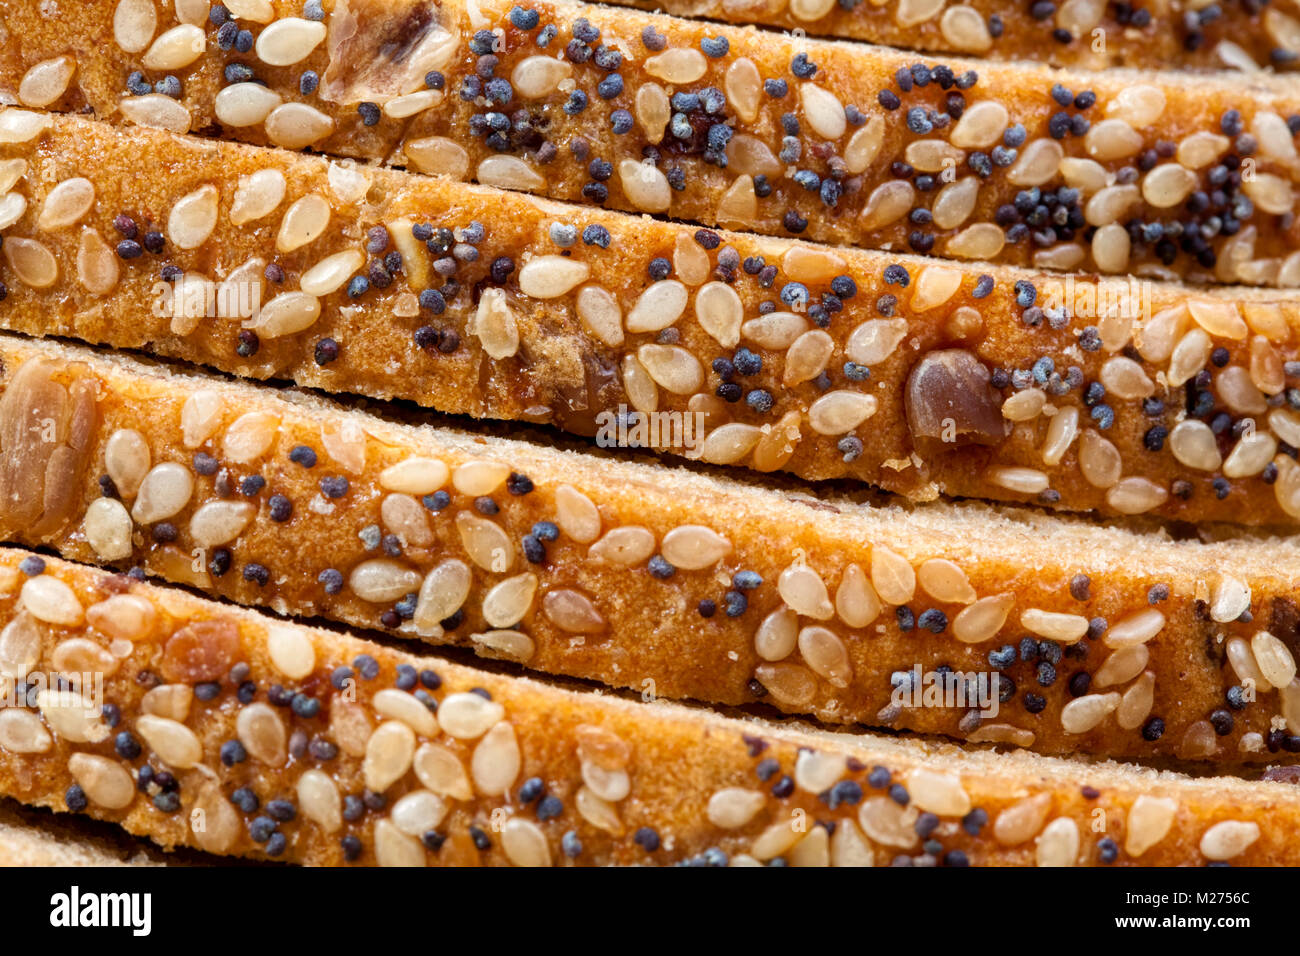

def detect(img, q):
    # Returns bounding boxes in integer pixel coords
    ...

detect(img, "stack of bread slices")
[1,0,1300,866]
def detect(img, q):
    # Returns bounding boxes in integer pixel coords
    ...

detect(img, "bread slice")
[5,114,1300,526]
[3,333,1300,765]
[5,545,1300,867]
[597,0,1299,74]
[0,798,168,865]
[5,0,1300,282]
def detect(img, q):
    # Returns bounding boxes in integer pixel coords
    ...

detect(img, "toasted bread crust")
[2,546,1300,866]
[1,336,1299,765]
[600,0,1300,74]
[4,0,1300,281]
[3,115,1300,525]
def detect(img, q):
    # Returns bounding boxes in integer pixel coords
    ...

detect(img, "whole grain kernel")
[753,662,817,707]
[438,692,505,739]
[576,285,624,347]
[917,559,977,604]
[708,788,766,829]
[859,180,915,230]
[275,194,330,253]
[1168,420,1222,471]
[1199,821,1259,861]
[502,816,551,867]
[1102,608,1166,648]
[808,391,878,435]
[404,136,470,179]
[236,702,287,765]
[940,5,993,51]
[1085,119,1143,161]
[778,564,834,620]
[481,573,538,628]
[695,282,744,348]
[477,156,546,192]
[3,238,58,289]
[141,684,191,721]
[373,688,438,738]
[619,159,671,213]
[798,625,851,686]
[576,785,624,834]
[296,769,342,834]
[0,709,52,754]
[755,607,798,661]
[67,753,134,810]
[835,563,881,628]
[1252,631,1297,688]
[1035,817,1080,867]
[626,280,689,333]
[83,498,133,561]
[0,193,25,232]
[518,255,590,298]
[801,84,846,140]
[725,57,762,123]
[1002,388,1046,421]
[364,720,417,793]
[989,466,1050,495]
[906,769,971,816]
[621,354,659,413]
[1007,139,1064,186]
[783,330,835,386]
[413,742,473,800]
[1078,429,1122,488]
[1106,477,1169,514]
[130,460,194,525]
[264,103,334,149]
[142,24,206,71]
[113,0,157,52]
[870,546,915,605]
[644,48,707,84]
[52,638,118,680]
[660,525,731,570]
[859,795,920,849]
[588,525,655,567]
[224,411,280,463]
[255,17,326,66]
[956,595,1013,647]
[214,83,284,127]
[1116,670,1155,730]
[845,318,908,366]
[844,117,886,175]
[1094,645,1149,686]
[38,177,95,231]
[189,501,257,548]
[349,559,423,603]
[1021,608,1089,643]
[453,460,510,497]
[473,288,520,359]
[471,629,535,661]
[471,721,521,796]
[135,714,202,768]
[994,794,1051,846]
[637,344,704,394]
[374,818,425,867]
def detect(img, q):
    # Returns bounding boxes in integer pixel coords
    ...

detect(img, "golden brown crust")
[602,0,1300,74]
[4,545,1300,867]
[4,0,1300,281]
[1,335,1300,766]
[3,114,1300,525]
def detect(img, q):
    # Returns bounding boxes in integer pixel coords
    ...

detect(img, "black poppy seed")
[220,739,247,766]
[917,608,947,633]
[239,475,266,497]
[647,555,676,579]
